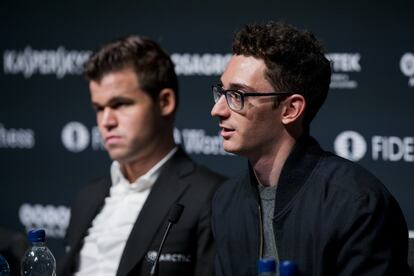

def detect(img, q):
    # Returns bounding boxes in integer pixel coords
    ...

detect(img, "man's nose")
[211,95,230,118]
[101,107,117,128]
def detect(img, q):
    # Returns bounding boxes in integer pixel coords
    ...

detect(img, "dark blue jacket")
[212,136,411,276]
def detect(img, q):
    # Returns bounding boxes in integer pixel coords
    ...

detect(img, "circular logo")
[61,122,90,153]
[146,250,157,263]
[334,131,367,161]
[400,53,414,77]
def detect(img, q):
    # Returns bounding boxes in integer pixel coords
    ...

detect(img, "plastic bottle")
[20,229,56,276]
[258,258,277,276]
[279,260,298,276]
[0,254,10,276]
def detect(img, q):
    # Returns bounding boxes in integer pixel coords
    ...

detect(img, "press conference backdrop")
[1,0,413,258]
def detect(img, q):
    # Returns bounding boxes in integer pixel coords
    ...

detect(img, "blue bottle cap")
[28,229,46,243]
[279,260,298,275]
[257,258,276,273]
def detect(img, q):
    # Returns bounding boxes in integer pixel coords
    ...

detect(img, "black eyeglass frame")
[212,84,293,111]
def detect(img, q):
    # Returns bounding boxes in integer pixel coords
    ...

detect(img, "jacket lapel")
[71,178,111,248]
[116,149,194,276]
[65,178,111,273]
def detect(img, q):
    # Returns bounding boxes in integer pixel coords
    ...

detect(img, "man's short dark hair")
[84,35,178,106]
[233,21,331,128]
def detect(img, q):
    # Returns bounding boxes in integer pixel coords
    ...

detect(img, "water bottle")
[20,229,56,276]
[258,258,277,276]
[279,260,298,276]
[0,254,10,276]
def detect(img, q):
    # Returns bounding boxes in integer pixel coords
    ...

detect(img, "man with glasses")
[210,22,411,275]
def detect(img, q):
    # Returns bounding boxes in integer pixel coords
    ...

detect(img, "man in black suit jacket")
[0,226,29,276]
[58,36,225,276]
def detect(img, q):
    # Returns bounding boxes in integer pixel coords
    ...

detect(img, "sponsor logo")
[175,128,230,155]
[334,131,367,161]
[1,48,365,85]
[19,203,70,238]
[61,122,90,152]
[3,46,92,79]
[334,131,414,162]
[146,250,191,263]
[146,250,157,263]
[61,121,104,153]
[400,53,414,87]
[61,123,229,156]
[2,48,230,78]
[171,53,232,76]
[0,123,35,149]
[372,136,414,162]
[326,53,361,89]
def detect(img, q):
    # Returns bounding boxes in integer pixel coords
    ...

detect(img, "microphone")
[149,203,184,276]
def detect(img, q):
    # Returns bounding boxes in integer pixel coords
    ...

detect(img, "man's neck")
[250,136,296,187]
[120,140,175,183]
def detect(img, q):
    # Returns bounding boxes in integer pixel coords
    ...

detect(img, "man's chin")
[107,150,127,162]
[223,141,253,157]
[223,142,241,155]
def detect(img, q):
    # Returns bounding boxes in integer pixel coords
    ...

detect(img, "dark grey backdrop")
[1,0,413,259]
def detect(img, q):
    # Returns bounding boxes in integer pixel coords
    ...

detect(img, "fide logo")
[61,122,90,152]
[334,131,367,161]
[334,131,414,162]
[400,53,414,87]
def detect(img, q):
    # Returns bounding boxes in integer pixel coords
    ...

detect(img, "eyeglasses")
[212,85,293,111]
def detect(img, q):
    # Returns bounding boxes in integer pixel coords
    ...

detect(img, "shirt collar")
[110,147,178,193]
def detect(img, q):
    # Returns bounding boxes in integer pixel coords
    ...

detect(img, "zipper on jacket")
[258,204,264,259]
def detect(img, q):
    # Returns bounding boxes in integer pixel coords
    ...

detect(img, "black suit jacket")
[0,226,29,276]
[58,148,225,276]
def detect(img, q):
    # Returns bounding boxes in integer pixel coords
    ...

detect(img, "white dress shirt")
[75,147,178,276]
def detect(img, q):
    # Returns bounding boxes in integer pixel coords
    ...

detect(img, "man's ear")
[158,88,176,116]
[281,94,306,125]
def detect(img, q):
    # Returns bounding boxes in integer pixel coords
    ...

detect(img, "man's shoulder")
[84,176,111,191]
[309,153,400,210]
[212,170,250,205]
[190,164,227,182]
[179,164,227,196]
[317,154,385,191]
[172,148,227,186]
[71,176,110,204]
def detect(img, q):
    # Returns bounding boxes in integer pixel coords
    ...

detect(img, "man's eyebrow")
[91,96,134,109]
[106,96,134,105]
[91,102,102,111]
[227,83,254,91]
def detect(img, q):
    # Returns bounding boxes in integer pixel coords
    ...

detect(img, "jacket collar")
[116,147,195,276]
[247,135,324,217]
[275,135,324,216]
